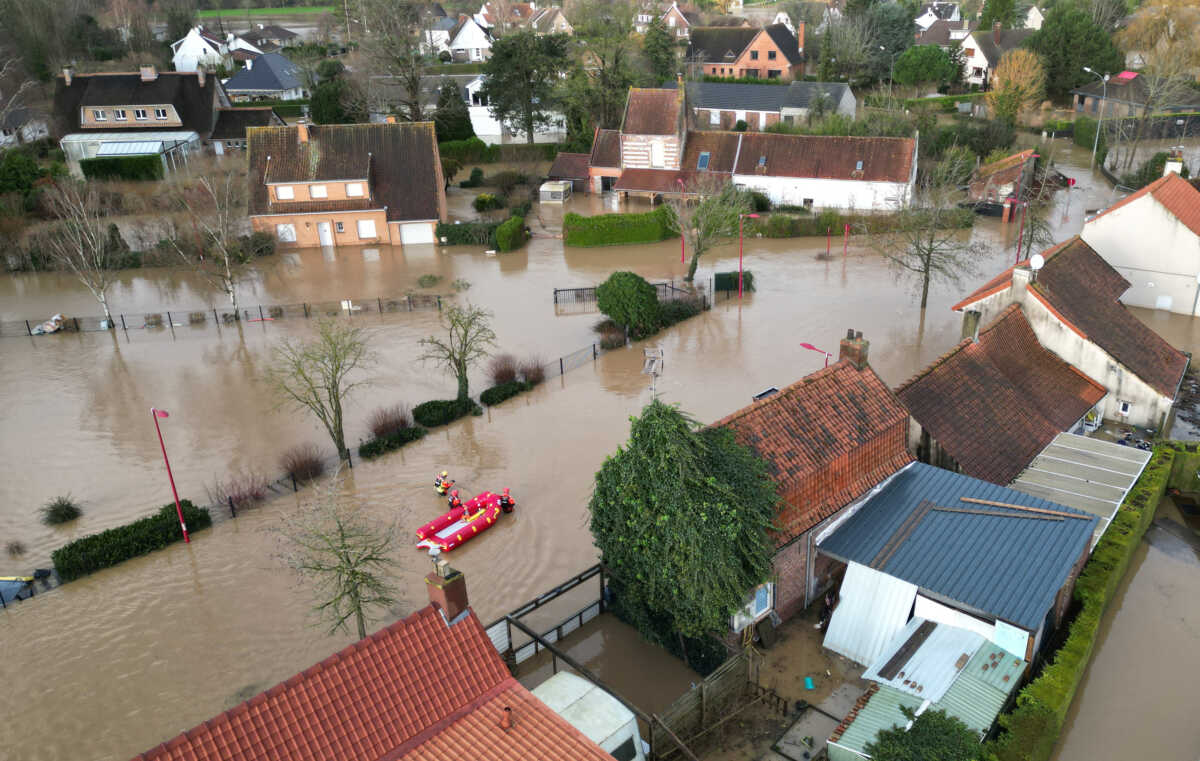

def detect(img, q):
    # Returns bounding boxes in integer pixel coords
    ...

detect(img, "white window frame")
[309,184,328,199]
[154,107,168,120]
[275,223,296,242]
[709,110,721,126]
[92,109,106,121]
[356,219,377,239]
[335,221,345,233]
[345,182,364,197]
[650,140,665,168]
[1118,400,1132,416]
[275,185,295,200]
[114,109,127,121]
[731,582,774,632]
[134,108,148,120]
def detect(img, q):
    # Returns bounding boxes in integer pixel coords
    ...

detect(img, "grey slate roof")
[818,462,1097,629]
[971,26,1034,67]
[223,53,304,94]
[763,23,804,65]
[662,80,849,111]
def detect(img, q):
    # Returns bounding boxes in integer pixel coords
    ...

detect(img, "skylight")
[698,151,711,170]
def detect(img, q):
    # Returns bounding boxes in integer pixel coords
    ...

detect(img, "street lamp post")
[800,342,833,367]
[738,213,759,299]
[676,178,686,264]
[1082,67,1110,168]
[151,407,189,543]
[880,46,897,94]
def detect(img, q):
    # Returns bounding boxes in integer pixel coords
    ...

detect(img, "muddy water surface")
[0,138,1191,760]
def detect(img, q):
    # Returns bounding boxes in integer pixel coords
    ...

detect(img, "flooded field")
[0,136,1191,760]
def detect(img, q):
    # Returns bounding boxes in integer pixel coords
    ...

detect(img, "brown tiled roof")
[621,88,683,135]
[713,359,914,544]
[914,19,967,46]
[733,133,915,183]
[613,168,691,193]
[681,130,739,173]
[548,151,590,180]
[896,305,1107,485]
[247,122,443,222]
[1086,172,1200,238]
[132,606,613,761]
[589,128,620,168]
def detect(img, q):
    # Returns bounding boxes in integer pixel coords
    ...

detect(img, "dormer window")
[757,155,766,168]
[345,182,364,197]
[855,160,864,171]
[114,109,127,121]
[134,109,147,120]
[276,185,294,200]
[309,184,328,199]
[154,108,168,120]
[93,109,106,121]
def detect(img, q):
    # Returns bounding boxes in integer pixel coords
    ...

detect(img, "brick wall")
[694,108,779,130]
[772,533,809,622]
[733,32,800,81]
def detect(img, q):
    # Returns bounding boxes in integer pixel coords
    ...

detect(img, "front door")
[317,221,333,246]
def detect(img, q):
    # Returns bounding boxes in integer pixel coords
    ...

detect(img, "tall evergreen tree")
[1024,5,1123,98]
[480,31,570,144]
[433,81,475,141]
[979,0,1017,28]
[642,19,676,85]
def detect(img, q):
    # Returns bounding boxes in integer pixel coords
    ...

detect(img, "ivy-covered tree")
[589,400,777,642]
[865,708,980,761]
[1024,5,1123,98]
[596,271,660,336]
[642,19,676,85]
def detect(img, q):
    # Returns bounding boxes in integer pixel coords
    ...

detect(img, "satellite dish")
[1030,254,1045,271]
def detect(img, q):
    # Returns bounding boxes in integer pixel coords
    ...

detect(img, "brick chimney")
[140,63,157,82]
[62,66,73,86]
[296,119,309,144]
[838,329,869,369]
[992,21,1001,44]
[797,20,805,53]
[425,550,470,623]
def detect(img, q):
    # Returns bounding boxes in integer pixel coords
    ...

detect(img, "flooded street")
[0,137,1191,760]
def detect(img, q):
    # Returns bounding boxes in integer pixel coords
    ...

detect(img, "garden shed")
[539,180,573,203]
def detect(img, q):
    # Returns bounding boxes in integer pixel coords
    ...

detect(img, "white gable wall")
[733,175,911,211]
[960,32,992,87]
[450,20,492,61]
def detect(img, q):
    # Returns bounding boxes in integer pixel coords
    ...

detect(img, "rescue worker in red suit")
[448,489,463,513]
[498,488,516,514]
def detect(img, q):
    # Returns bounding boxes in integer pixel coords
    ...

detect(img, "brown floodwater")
[0,137,1192,760]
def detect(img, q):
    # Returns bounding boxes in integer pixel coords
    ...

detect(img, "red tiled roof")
[621,88,682,136]
[681,130,740,173]
[733,133,916,183]
[548,152,590,180]
[713,359,914,545]
[896,305,1107,485]
[951,237,1076,311]
[589,128,620,168]
[131,606,611,761]
[1086,172,1200,238]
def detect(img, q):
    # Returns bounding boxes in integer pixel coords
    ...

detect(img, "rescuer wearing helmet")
[435,471,454,495]
[499,488,516,514]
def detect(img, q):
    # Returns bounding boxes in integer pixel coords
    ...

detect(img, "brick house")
[711,331,915,626]
[661,2,701,39]
[587,127,622,192]
[618,88,687,171]
[687,23,804,80]
[664,80,855,131]
[247,121,446,249]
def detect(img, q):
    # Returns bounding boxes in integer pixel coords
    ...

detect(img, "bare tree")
[865,179,989,309]
[171,168,253,316]
[40,181,122,325]
[268,319,376,459]
[419,304,496,403]
[665,175,751,282]
[358,0,431,122]
[277,471,401,640]
[0,56,36,136]
[986,49,1045,127]
[1016,161,1058,262]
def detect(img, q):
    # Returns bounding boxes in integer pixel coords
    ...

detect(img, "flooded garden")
[1,137,1197,760]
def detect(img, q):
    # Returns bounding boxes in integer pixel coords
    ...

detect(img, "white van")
[531,672,649,761]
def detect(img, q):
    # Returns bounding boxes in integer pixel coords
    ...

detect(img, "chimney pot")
[140,63,157,82]
[992,21,1001,44]
[838,330,870,369]
[62,66,73,86]
[296,119,309,143]
[846,328,855,340]
[500,706,513,733]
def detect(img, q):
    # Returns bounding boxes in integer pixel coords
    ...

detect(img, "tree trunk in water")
[686,253,699,282]
[457,372,470,403]
[98,292,113,325]
[677,631,690,669]
[920,271,931,310]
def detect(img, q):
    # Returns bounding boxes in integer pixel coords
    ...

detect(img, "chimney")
[1164,148,1184,177]
[62,66,73,86]
[992,21,1001,44]
[797,20,805,53]
[197,67,206,87]
[499,707,513,733]
[1011,265,1032,293]
[425,550,470,622]
[838,329,870,369]
[296,119,308,144]
[139,64,157,82]
[961,310,981,342]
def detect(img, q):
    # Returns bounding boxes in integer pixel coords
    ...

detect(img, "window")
[276,185,294,200]
[345,182,364,197]
[309,184,328,199]
[964,47,975,58]
[731,582,774,632]
[697,151,711,170]
[709,110,720,126]
[114,109,127,121]
[650,140,665,167]
[611,738,638,761]
[803,197,814,208]
[134,109,148,120]
[667,14,675,26]
[356,219,377,239]
[768,50,777,60]
[1118,400,1132,416]
[757,154,766,168]
[154,108,168,120]
[767,69,781,78]
[275,223,296,242]
[92,109,106,121]
[855,160,864,171]
[335,221,345,233]
[750,50,759,60]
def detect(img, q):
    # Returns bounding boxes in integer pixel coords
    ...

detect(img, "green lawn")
[198,5,334,17]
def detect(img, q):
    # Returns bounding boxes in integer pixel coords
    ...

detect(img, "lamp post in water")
[151,407,189,543]
[738,213,759,299]
[1082,67,1109,168]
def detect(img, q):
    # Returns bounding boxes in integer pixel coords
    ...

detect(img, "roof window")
[697,151,711,170]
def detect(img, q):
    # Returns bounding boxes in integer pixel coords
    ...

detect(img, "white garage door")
[400,222,434,245]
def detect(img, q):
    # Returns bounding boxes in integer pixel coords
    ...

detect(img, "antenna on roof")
[1029,253,1044,283]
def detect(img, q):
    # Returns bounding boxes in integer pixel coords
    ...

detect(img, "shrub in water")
[413,399,481,428]
[459,167,485,188]
[748,191,771,212]
[714,271,755,292]
[490,170,526,196]
[519,356,546,385]
[51,501,212,582]
[562,206,677,247]
[473,193,504,212]
[280,443,326,483]
[489,353,518,385]
[511,200,532,218]
[417,273,442,288]
[367,404,412,439]
[480,380,531,406]
[599,328,626,350]
[206,471,268,510]
[659,298,703,328]
[41,495,82,525]
[7,540,26,557]
[597,271,661,337]
[436,219,498,246]
[358,426,427,460]
[495,215,527,251]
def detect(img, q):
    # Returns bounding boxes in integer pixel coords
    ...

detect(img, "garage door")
[400,222,434,245]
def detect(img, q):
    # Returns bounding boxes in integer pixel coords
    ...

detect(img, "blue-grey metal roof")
[862,618,985,703]
[223,53,304,94]
[819,462,1097,630]
[661,80,850,112]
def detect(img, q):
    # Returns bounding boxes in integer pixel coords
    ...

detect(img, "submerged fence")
[1,291,447,339]
[553,278,711,315]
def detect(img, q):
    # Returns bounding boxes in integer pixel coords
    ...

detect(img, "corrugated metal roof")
[818,463,1097,629]
[95,140,164,155]
[827,686,921,758]
[862,619,984,703]
[823,562,918,666]
[936,644,1023,735]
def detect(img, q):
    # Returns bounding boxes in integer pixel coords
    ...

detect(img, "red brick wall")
[694,108,779,130]
[772,533,809,622]
[734,32,800,80]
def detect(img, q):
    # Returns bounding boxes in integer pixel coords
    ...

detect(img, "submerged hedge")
[358,426,427,460]
[413,398,481,427]
[496,215,527,251]
[52,501,212,582]
[984,446,1175,761]
[714,271,755,292]
[480,380,532,406]
[563,206,677,247]
[80,154,164,181]
[749,207,974,238]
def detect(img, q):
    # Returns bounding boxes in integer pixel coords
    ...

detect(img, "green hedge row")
[52,501,212,582]
[658,298,703,329]
[437,220,499,246]
[413,398,481,427]
[865,92,986,112]
[563,206,677,247]
[496,215,527,251]
[480,380,533,406]
[439,138,561,164]
[80,154,164,181]
[983,446,1175,761]
[748,207,974,238]
[714,271,755,292]
[358,426,427,460]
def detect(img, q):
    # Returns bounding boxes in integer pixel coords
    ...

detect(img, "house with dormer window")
[247,121,447,249]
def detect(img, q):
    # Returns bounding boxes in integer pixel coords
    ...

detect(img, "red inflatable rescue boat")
[415,490,513,551]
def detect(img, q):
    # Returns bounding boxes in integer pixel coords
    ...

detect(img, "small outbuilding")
[538,180,573,203]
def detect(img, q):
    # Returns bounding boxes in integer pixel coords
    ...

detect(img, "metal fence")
[553,279,711,315]
[1,292,447,339]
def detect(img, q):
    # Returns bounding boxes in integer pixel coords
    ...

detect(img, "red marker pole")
[151,408,189,543]
[843,223,849,258]
[676,178,686,264]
